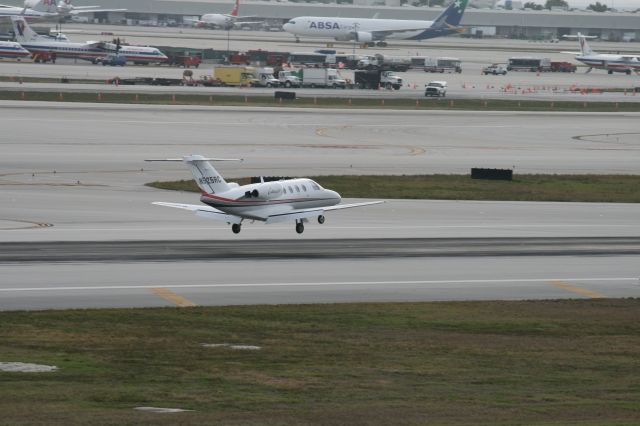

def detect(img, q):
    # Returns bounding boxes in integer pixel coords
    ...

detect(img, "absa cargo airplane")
[147,155,384,235]
[283,0,468,46]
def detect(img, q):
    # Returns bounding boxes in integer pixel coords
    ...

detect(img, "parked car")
[425,81,447,97]
[482,64,508,75]
[96,54,126,66]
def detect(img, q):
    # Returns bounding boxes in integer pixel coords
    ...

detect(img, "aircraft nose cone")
[330,190,341,204]
[283,22,291,31]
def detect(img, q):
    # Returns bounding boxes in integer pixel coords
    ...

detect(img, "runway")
[1,102,638,310]
[3,237,640,262]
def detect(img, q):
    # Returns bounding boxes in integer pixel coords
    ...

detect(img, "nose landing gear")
[231,223,241,234]
[295,220,304,234]
[317,215,325,224]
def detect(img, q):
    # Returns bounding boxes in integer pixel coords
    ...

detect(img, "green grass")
[0,300,639,425]
[1,90,639,112]
[146,174,640,203]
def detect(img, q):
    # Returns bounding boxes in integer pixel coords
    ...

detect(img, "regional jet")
[282,0,468,46]
[187,0,261,29]
[563,33,640,75]
[10,16,167,64]
[147,155,384,234]
[0,40,30,57]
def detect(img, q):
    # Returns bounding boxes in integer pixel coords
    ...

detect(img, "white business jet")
[147,155,384,235]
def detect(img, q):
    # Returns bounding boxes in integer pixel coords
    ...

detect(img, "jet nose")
[330,190,341,205]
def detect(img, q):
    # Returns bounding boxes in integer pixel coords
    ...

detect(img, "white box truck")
[301,68,347,89]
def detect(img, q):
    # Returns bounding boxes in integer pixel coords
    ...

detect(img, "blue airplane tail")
[432,0,468,28]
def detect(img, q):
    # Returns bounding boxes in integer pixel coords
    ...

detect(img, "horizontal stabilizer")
[145,157,242,162]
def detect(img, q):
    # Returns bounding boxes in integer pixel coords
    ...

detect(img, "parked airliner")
[0,40,30,57]
[11,16,167,64]
[564,33,640,75]
[25,0,126,17]
[147,155,384,235]
[188,0,260,29]
[283,0,468,46]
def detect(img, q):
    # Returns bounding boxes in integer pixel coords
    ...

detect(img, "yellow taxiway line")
[149,288,197,307]
[548,280,606,299]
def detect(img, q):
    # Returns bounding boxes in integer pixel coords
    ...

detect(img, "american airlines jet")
[0,40,31,57]
[11,16,167,64]
[564,33,639,75]
[283,0,468,46]
[25,0,126,17]
[147,155,383,235]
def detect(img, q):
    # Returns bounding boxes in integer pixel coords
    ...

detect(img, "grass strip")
[0,299,639,425]
[1,90,639,112]
[146,174,640,203]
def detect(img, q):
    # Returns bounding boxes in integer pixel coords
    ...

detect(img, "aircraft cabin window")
[302,185,307,192]
[295,185,300,192]
[283,187,287,194]
[288,186,293,193]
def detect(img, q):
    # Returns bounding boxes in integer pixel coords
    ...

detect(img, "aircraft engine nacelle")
[244,182,283,200]
[354,31,373,43]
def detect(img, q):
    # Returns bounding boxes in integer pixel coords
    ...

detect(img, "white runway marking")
[0,277,635,293]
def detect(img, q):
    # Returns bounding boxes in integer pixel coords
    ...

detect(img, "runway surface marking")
[0,278,635,293]
[149,288,196,307]
[547,280,607,299]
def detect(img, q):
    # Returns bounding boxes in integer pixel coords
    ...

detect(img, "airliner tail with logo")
[283,0,468,46]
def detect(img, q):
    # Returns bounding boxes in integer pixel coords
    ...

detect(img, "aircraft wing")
[68,8,126,14]
[265,201,384,224]
[152,201,242,224]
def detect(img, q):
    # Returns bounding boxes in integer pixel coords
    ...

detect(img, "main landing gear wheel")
[317,215,325,224]
[232,223,241,234]
[295,221,305,234]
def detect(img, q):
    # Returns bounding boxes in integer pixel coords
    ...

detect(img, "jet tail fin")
[577,32,594,56]
[230,0,239,17]
[28,0,58,13]
[145,155,242,195]
[10,16,43,43]
[432,0,468,28]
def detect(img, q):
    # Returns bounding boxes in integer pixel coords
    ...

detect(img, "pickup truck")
[424,81,447,97]
[482,64,507,75]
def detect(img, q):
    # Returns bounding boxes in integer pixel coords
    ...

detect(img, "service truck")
[354,69,403,90]
[278,69,302,88]
[301,68,347,89]
[357,54,410,72]
[253,67,280,87]
[507,57,551,72]
[213,66,259,87]
[424,57,462,73]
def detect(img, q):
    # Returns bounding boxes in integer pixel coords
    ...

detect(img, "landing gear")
[317,215,325,224]
[295,220,304,234]
[231,223,241,234]
[376,41,388,47]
